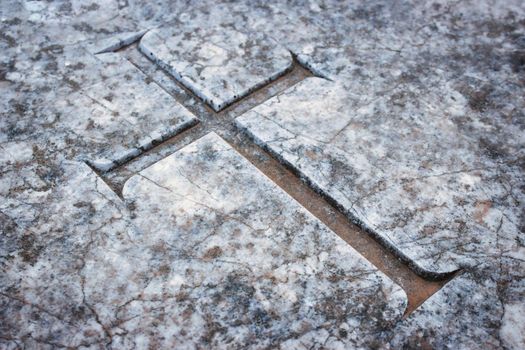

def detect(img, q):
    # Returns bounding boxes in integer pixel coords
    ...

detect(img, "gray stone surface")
[1,160,137,348]
[236,77,524,275]
[140,14,292,111]
[121,132,406,348]
[1,0,525,348]
[65,52,197,171]
[0,134,406,349]
[1,44,197,173]
[391,265,525,349]
[234,1,525,346]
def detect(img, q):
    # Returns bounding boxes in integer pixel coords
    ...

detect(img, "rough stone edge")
[234,111,460,280]
[121,131,409,317]
[86,116,199,173]
[90,30,149,55]
[138,29,294,112]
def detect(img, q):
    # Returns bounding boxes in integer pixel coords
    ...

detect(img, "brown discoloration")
[474,200,492,224]
[227,136,455,317]
[203,246,223,260]
[509,50,525,73]
[97,43,455,316]
[158,264,171,276]
[19,233,43,265]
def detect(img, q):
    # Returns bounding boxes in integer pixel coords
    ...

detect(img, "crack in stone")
[94,42,456,315]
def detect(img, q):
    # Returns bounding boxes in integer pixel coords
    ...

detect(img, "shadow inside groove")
[97,42,456,316]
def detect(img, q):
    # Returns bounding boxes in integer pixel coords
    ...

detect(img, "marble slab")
[139,22,292,111]
[0,136,403,349]
[58,52,198,172]
[121,132,406,348]
[236,77,524,275]
[2,0,524,348]
[1,37,198,173]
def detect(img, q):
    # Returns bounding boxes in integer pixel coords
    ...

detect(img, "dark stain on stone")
[2,17,21,25]
[0,32,17,48]
[468,89,491,111]
[10,100,28,116]
[250,307,271,334]
[45,60,58,72]
[158,264,171,275]
[458,84,493,112]
[480,19,519,38]
[58,2,73,13]
[63,77,81,91]
[73,201,97,218]
[19,233,42,265]
[218,274,255,310]
[478,137,507,160]
[73,22,94,33]
[201,317,228,345]
[203,246,223,259]
[509,50,525,72]
[36,166,62,189]
[41,44,64,55]
[86,119,95,130]
[201,144,219,162]
[82,3,100,11]
[70,62,86,70]
[0,60,15,81]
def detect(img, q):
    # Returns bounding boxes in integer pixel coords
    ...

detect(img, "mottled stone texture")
[390,266,525,349]
[66,53,197,171]
[140,20,292,111]
[236,77,524,275]
[1,0,525,349]
[122,132,406,348]
[234,1,525,347]
[1,161,137,348]
[1,39,197,173]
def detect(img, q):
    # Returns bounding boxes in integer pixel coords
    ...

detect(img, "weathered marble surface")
[2,0,525,348]
[121,132,406,348]
[62,52,197,171]
[1,159,137,348]
[390,262,525,349]
[0,134,406,349]
[2,45,197,173]
[1,2,201,174]
[234,1,525,346]
[139,10,292,111]
[236,77,524,275]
